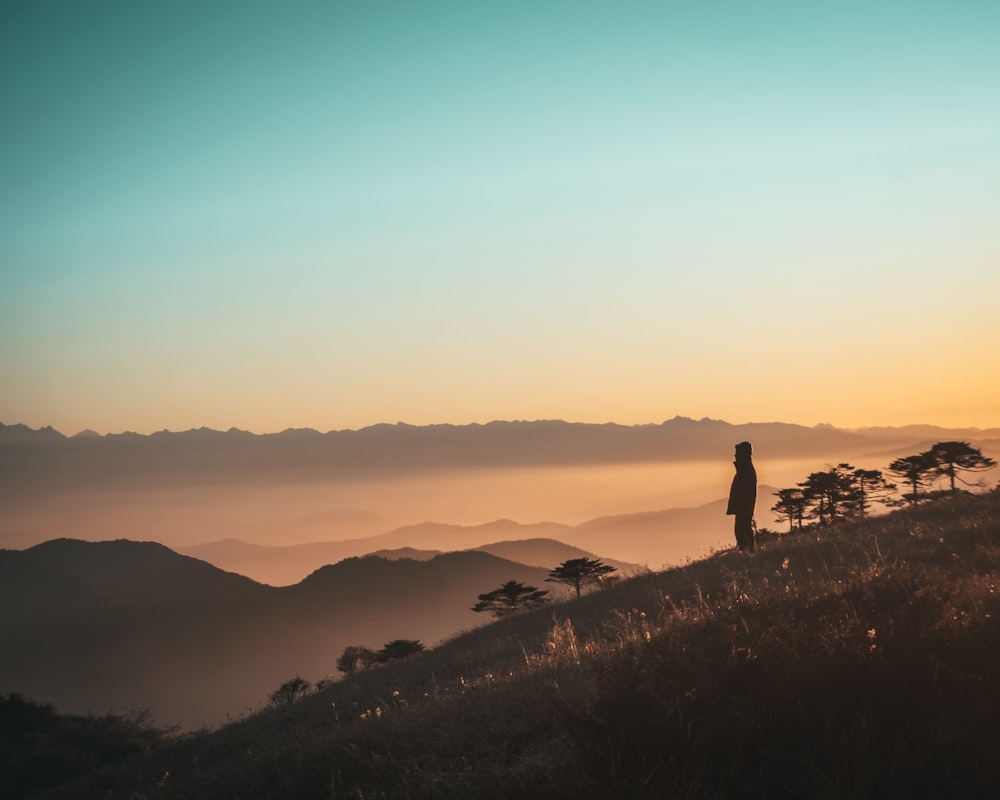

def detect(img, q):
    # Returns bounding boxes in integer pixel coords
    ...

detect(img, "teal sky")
[2,1,999,434]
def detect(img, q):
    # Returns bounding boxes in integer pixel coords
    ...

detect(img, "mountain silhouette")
[178,520,576,586]
[178,495,757,584]
[472,538,636,574]
[183,531,638,586]
[0,539,554,729]
[3,417,959,497]
[18,538,262,601]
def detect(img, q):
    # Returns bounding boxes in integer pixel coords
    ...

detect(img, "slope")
[31,489,1000,799]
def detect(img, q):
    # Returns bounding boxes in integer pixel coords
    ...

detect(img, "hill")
[176,494,782,587]
[180,525,639,585]
[179,520,577,585]
[371,538,638,577]
[21,489,1000,799]
[0,543,553,730]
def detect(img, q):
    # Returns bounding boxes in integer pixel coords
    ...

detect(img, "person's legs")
[735,516,754,552]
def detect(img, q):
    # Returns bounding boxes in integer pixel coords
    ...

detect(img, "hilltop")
[18,489,1000,799]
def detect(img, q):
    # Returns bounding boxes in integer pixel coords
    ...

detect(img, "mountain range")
[6,417,997,495]
[180,527,639,586]
[5,417,998,554]
[177,496,751,585]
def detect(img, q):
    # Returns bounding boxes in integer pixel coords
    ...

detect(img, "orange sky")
[2,3,998,436]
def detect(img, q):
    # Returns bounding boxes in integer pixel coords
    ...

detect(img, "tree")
[268,676,312,705]
[771,487,807,533]
[378,639,425,662]
[546,557,617,598]
[887,452,939,506]
[336,645,380,675]
[472,580,550,618]
[927,441,996,494]
[849,468,896,519]
[798,464,857,524]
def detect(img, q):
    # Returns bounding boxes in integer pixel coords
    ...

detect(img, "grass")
[29,489,1000,799]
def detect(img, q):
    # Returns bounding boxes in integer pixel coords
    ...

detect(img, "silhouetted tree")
[799,464,856,524]
[849,468,896,518]
[336,645,380,675]
[926,441,996,494]
[269,676,312,705]
[546,557,617,598]
[772,487,807,533]
[378,639,425,662]
[887,452,939,506]
[472,580,550,618]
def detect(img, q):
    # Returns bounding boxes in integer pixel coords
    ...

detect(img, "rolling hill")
[0,540,555,730]
[179,524,640,586]
[178,491,775,585]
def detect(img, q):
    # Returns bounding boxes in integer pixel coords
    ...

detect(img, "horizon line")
[3,416,999,440]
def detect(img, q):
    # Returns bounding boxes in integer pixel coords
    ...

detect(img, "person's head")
[735,441,752,459]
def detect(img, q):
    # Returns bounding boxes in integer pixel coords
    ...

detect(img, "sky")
[2,0,999,436]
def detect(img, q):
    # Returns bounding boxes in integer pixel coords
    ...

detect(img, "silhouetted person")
[726,441,757,552]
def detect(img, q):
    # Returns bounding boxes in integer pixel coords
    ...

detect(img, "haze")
[4,461,743,550]
[6,419,997,558]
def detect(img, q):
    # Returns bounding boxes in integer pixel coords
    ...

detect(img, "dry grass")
[34,489,1000,799]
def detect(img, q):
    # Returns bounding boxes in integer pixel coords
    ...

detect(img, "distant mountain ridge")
[6,418,1000,443]
[180,531,638,586]
[7,417,994,495]
[174,484,775,583]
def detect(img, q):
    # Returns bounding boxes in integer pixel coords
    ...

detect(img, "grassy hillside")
[26,489,1000,799]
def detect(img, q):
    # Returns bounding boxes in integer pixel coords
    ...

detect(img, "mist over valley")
[2,417,998,732]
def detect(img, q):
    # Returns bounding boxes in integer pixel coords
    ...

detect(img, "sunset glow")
[2,2,998,435]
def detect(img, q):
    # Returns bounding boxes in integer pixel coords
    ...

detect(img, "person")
[726,441,757,552]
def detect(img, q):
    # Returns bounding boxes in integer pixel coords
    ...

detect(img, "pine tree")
[472,581,550,618]
[546,557,617,598]
[887,451,943,505]
[798,464,856,524]
[927,441,997,494]
[849,468,896,518]
[772,487,807,533]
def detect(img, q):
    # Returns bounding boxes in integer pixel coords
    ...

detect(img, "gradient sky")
[2,1,998,435]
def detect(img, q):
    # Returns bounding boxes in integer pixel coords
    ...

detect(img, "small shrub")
[268,676,312,706]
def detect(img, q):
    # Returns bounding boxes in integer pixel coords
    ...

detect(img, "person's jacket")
[726,455,757,517]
